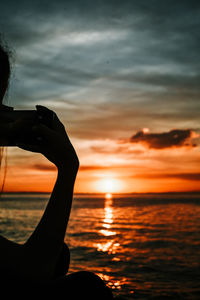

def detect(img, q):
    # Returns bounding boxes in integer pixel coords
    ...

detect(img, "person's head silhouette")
[0,39,12,193]
[0,40,11,104]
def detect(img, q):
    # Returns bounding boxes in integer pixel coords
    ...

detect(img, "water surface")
[0,193,200,299]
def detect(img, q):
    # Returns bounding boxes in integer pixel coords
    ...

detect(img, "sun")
[142,127,150,134]
[94,177,123,193]
[105,193,112,199]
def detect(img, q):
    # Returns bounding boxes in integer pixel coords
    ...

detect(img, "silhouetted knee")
[62,271,113,299]
[53,243,70,279]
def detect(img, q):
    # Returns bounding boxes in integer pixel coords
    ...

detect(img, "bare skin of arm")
[23,166,75,282]
[0,105,79,283]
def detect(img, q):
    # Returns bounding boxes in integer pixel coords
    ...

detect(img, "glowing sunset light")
[99,229,117,236]
[142,128,150,134]
[105,193,112,199]
[94,177,123,193]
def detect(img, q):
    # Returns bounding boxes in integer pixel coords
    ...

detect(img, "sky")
[0,0,200,193]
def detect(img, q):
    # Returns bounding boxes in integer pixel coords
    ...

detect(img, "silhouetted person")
[0,39,113,298]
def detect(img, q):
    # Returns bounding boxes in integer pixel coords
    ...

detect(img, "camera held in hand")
[0,108,54,146]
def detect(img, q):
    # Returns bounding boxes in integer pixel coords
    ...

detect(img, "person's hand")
[16,105,79,179]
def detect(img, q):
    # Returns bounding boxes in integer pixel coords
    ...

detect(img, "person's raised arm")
[16,105,79,282]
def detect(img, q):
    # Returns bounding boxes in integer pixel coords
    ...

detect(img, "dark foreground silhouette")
[0,39,113,298]
[1,243,113,299]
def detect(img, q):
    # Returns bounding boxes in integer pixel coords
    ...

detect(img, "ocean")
[0,192,200,299]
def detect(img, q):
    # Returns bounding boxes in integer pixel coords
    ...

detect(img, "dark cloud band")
[134,173,200,181]
[129,129,197,149]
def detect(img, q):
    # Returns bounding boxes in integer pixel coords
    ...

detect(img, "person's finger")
[36,105,66,135]
[36,104,53,113]
[32,123,56,142]
[32,119,71,146]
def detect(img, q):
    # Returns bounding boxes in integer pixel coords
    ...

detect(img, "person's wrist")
[56,162,78,180]
[56,162,70,173]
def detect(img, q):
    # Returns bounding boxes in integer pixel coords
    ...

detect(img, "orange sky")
[1,132,200,193]
[1,2,200,194]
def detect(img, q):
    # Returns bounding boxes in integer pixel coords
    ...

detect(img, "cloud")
[79,165,117,171]
[0,0,199,143]
[134,173,200,181]
[32,164,56,171]
[126,129,198,149]
[31,163,123,172]
[90,144,144,155]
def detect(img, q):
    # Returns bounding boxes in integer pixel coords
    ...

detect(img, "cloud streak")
[126,129,197,149]
[0,0,199,143]
[134,173,200,181]
[32,164,56,171]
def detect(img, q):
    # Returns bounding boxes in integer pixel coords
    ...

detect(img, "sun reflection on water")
[97,273,131,292]
[99,229,117,236]
[99,196,117,237]
[97,240,120,254]
[96,196,120,253]
[94,195,128,292]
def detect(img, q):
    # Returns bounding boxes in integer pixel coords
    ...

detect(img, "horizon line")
[1,191,200,195]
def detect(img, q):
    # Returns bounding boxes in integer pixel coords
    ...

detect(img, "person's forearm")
[23,166,76,279]
[26,168,74,244]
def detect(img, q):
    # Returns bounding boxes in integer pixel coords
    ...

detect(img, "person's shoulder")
[0,235,21,251]
[0,235,12,250]
[0,234,8,242]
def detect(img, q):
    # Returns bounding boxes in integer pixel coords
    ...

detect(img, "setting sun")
[94,177,123,193]
[105,193,112,199]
